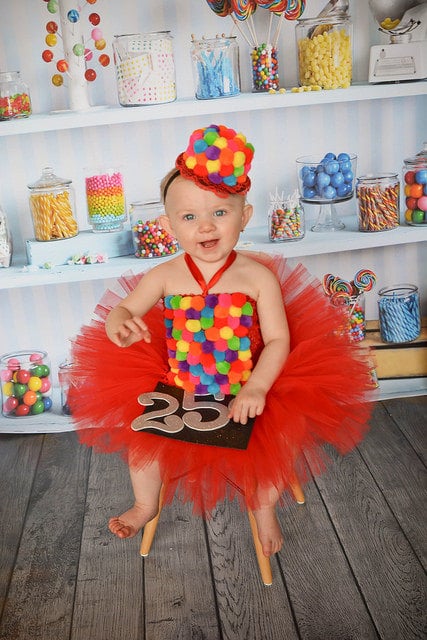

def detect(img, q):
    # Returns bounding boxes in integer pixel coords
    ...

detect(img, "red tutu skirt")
[69,253,375,513]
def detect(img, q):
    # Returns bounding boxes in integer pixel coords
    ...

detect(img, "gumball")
[412,209,425,224]
[91,28,102,41]
[30,353,42,362]
[67,9,80,23]
[323,185,337,199]
[31,400,45,415]
[14,383,27,398]
[417,195,427,211]
[28,376,42,392]
[39,364,50,377]
[2,381,14,396]
[84,48,93,61]
[409,183,423,198]
[47,0,58,13]
[406,196,417,210]
[46,21,58,33]
[405,209,413,223]
[316,172,330,189]
[89,12,100,25]
[337,152,350,162]
[56,59,68,73]
[94,39,106,51]
[85,68,97,81]
[40,377,51,393]
[43,397,53,411]
[303,171,316,187]
[7,357,20,370]
[23,390,37,406]
[325,160,339,175]
[323,152,336,161]
[4,397,18,413]
[16,369,30,384]
[330,171,344,188]
[73,43,85,56]
[42,49,54,62]
[15,404,30,416]
[45,33,57,47]
[99,54,110,67]
[30,364,44,377]
[1,369,12,382]
[404,171,415,185]
[52,74,63,86]
[415,169,427,185]
[87,0,97,3]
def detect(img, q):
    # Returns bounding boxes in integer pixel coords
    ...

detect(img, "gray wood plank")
[0,432,91,640]
[206,499,299,640]
[0,434,43,618]
[278,479,379,640]
[358,402,427,568]
[71,451,145,640]
[144,499,221,640]
[310,442,427,640]
[382,397,427,465]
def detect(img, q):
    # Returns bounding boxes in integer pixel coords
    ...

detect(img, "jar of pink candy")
[1,350,52,418]
[85,167,126,232]
[129,201,179,259]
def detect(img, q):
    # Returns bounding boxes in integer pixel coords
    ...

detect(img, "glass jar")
[0,71,32,120]
[356,173,400,232]
[251,43,279,92]
[346,293,366,342]
[28,167,78,241]
[113,32,176,106]
[58,361,77,416]
[295,15,352,89]
[129,201,179,258]
[1,350,52,418]
[0,204,13,267]
[403,143,427,226]
[85,167,126,232]
[191,36,240,99]
[378,284,421,343]
[268,191,305,241]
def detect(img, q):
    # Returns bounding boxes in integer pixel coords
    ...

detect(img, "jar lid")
[28,166,72,190]
[404,142,427,167]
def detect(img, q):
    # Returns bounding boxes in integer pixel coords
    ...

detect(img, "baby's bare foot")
[253,505,284,557]
[108,503,159,539]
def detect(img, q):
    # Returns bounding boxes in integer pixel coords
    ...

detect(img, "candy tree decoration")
[41,0,110,111]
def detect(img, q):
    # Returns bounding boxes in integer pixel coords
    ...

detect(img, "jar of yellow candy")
[28,167,78,241]
[295,14,352,90]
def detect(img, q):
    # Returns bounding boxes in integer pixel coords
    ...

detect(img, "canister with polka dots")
[295,13,352,90]
[113,32,176,106]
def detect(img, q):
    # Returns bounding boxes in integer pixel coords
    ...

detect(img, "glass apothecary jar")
[0,204,13,267]
[130,201,179,258]
[295,15,352,89]
[1,350,52,418]
[268,190,305,241]
[191,36,240,99]
[403,143,427,225]
[356,173,400,232]
[113,32,176,106]
[378,284,421,343]
[0,71,32,120]
[28,167,78,241]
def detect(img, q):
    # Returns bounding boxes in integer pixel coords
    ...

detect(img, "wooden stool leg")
[247,509,273,586]
[140,484,165,557]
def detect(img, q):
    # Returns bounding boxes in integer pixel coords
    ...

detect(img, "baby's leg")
[252,485,284,557]
[109,460,162,539]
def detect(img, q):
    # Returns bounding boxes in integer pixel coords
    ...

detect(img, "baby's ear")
[242,203,253,228]
[159,214,173,235]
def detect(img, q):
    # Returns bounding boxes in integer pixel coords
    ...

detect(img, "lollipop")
[205,0,232,17]
[353,269,377,292]
[231,0,257,20]
[330,291,351,307]
[285,0,306,20]
[322,273,336,296]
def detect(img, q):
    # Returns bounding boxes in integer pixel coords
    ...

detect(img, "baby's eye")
[183,213,195,221]
[214,209,226,217]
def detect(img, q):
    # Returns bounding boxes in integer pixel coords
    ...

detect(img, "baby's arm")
[105,265,167,348]
[228,266,290,425]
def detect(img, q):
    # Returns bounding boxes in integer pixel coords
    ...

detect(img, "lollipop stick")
[267,12,273,45]
[231,16,254,47]
[273,11,286,48]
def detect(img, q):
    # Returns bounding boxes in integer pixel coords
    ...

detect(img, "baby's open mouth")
[200,240,218,248]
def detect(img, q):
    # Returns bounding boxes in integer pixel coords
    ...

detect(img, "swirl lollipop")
[231,0,257,20]
[322,273,336,296]
[353,269,377,292]
[285,0,306,20]
[331,277,353,295]
[330,291,351,307]
[205,0,232,16]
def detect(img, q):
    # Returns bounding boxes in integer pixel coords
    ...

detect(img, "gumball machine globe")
[296,153,357,232]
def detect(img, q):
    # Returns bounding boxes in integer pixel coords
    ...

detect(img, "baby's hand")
[228,385,266,425]
[111,316,151,348]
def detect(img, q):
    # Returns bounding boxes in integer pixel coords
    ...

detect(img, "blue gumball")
[343,170,354,183]
[322,185,337,199]
[323,152,336,161]
[415,169,427,185]
[325,160,339,175]
[330,171,344,187]
[337,152,350,162]
[67,9,80,23]
[316,171,330,189]
[337,183,352,198]
[43,396,53,411]
[303,186,316,199]
[303,170,316,187]
[339,160,352,173]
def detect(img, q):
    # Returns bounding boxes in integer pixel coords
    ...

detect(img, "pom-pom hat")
[175,124,255,197]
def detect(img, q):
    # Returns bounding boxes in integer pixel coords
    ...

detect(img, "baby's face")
[159,176,252,262]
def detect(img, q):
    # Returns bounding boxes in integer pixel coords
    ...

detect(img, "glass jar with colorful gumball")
[403,143,427,225]
[1,351,52,418]
[0,71,32,120]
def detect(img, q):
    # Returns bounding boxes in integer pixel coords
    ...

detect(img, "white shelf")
[1,81,426,137]
[0,377,425,434]
[2,219,426,290]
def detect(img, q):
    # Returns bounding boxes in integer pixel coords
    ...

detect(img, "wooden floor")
[0,396,426,640]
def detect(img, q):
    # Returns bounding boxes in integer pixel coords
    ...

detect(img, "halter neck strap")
[184,251,237,295]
